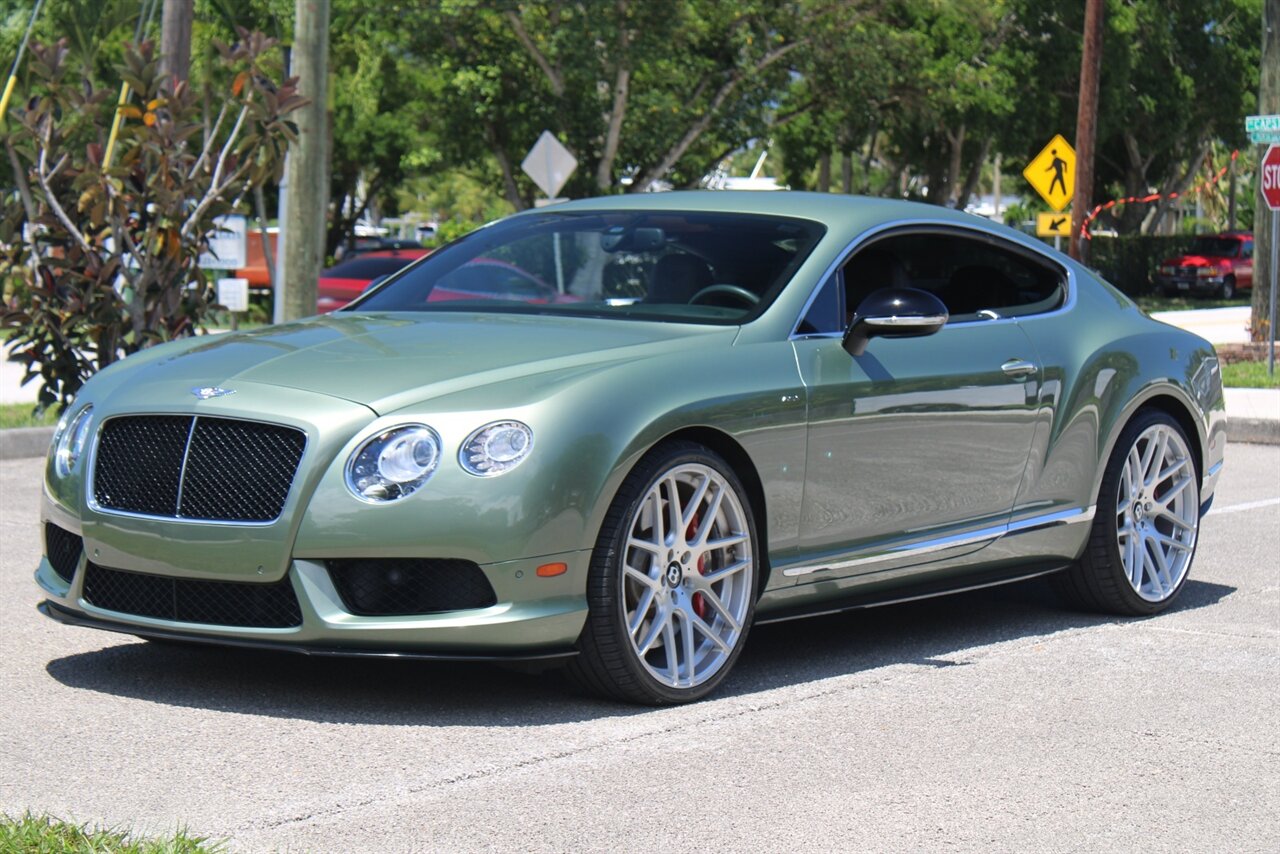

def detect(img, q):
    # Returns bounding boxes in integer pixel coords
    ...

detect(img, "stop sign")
[1263,144,1280,210]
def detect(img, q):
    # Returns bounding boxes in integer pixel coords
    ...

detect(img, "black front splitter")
[37,600,579,662]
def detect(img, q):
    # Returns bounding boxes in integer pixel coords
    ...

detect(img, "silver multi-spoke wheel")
[621,463,754,689]
[1055,410,1201,616]
[1114,423,1199,602]
[570,442,758,703]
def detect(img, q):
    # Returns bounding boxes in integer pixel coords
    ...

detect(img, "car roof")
[535,191,992,232]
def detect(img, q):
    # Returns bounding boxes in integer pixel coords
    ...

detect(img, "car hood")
[1162,254,1231,266]
[119,311,735,414]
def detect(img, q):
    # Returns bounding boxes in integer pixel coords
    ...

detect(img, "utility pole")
[1254,0,1280,345]
[280,0,330,322]
[159,0,193,90]
[1069,0,1103,262]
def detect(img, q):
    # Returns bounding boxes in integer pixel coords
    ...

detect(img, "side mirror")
[842,287,949,357]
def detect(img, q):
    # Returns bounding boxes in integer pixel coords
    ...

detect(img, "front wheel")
[568,442,758,704]
[1054,410,1200,615]
[1219,276,1236,300]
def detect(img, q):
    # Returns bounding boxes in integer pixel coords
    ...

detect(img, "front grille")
[327,559,498,616]
[82,562,303,628]
[45,522,83,583]
[93,415,305,522]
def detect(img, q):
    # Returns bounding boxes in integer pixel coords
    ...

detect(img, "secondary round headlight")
[459,420,533,476]
[54,405,94,478]
[345,424,441,503]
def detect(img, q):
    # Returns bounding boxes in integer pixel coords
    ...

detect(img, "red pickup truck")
[1155,232,1254,299]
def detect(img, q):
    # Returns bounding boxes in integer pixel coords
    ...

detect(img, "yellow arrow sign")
[1036,211,1072,237]
[1023,134,1075,212]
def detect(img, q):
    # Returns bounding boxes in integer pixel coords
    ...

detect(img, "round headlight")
[54,405,94,478]
[345,424,441,503]
[459,420,534,476]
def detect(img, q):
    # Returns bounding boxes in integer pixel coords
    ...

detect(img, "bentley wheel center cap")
[665,562,683,588]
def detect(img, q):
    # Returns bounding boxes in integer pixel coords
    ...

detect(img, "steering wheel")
[689,284,759,307]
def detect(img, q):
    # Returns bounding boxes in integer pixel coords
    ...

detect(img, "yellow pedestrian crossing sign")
[1023,134,1075,211]
[1036,211,1072,237]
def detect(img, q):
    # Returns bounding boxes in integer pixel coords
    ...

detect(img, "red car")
[316,249,431,313]
[1155,232,1254,299]
[318,254,579,313]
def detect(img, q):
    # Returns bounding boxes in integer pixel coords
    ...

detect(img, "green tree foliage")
[1003,0,1260,233]
[0,33,303,409]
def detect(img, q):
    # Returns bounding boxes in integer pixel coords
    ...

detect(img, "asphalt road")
[1,446,1277,852]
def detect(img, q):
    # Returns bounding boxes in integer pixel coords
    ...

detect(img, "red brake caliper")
[688,512,709,619]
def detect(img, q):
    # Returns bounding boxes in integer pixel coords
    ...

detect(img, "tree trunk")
[1146,143,1211,235]
[159,0,193,91]
[1253,0,1280,342]
[280,0,330,322]
[955,137,990,212]
[817,152,831,192]
[841,150,853,194]
[945,123,965,206]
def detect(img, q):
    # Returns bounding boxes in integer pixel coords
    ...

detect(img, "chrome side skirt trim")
[758,565,1068,625]
[781,505,1096,578]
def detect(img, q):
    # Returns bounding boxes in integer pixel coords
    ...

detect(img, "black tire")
[1219,276,1236,300]
[567,441,759,704]
[1053,409,1200,616]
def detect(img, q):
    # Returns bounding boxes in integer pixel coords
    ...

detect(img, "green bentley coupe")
[36,192,1226,704]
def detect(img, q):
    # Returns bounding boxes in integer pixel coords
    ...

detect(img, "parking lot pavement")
[1,445,1277,852]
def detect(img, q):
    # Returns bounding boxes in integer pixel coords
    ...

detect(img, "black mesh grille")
[93,415,305,522]
[45,522,83,583]
[94,415,191,516]
[82,562,303,628]
[327,559,498,616]
[178,418,307,521]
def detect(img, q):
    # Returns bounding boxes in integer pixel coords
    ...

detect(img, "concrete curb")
[1227,418,1280,446]
[0,426,53,461]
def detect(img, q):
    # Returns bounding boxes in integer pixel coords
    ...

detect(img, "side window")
[1244,240,1254,259]
[842,232,1065,321]
[796,270,844,335]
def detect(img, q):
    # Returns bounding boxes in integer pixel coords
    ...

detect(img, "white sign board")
[217,277,250,312]
[521,131,577,198]
[200,214,247,269]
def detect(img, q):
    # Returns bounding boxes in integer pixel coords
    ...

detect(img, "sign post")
[521,131,578,293]
[1261,141,1280,376]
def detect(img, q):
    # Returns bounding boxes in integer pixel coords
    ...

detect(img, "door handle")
[1001,359,1037,378]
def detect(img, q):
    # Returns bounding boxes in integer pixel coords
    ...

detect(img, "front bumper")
[35,547,590,658]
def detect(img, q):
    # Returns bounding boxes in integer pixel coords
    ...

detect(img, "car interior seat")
[648,253,714,304]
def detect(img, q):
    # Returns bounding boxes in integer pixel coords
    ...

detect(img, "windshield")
[1186,237,1240,257]
[349,210,825,324]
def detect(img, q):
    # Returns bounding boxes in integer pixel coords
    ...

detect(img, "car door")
[783,228,1059,584]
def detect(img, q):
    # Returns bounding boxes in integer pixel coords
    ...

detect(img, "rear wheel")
[1054,410,1200,615]
[568,442,758,704]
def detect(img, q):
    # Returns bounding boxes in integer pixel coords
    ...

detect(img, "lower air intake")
[45,522,83,583]
[327,558,497,616]
[82,563,303,628]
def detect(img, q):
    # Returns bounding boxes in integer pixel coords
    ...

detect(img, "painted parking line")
[1207,496,1280,516]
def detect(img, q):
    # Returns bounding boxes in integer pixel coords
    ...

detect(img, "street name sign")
[1262,144,1280,211]
[1245,115,1280,133]
[1249,131,1280,144]
[1023,135,1076,212]
[522,131,577,199]
[1036,211,1072,237]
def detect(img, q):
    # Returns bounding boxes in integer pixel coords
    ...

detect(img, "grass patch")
[0,813,223,853]
[0,401,60,430]
[1220,360,1280,389]
[1134,294,1251,313]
